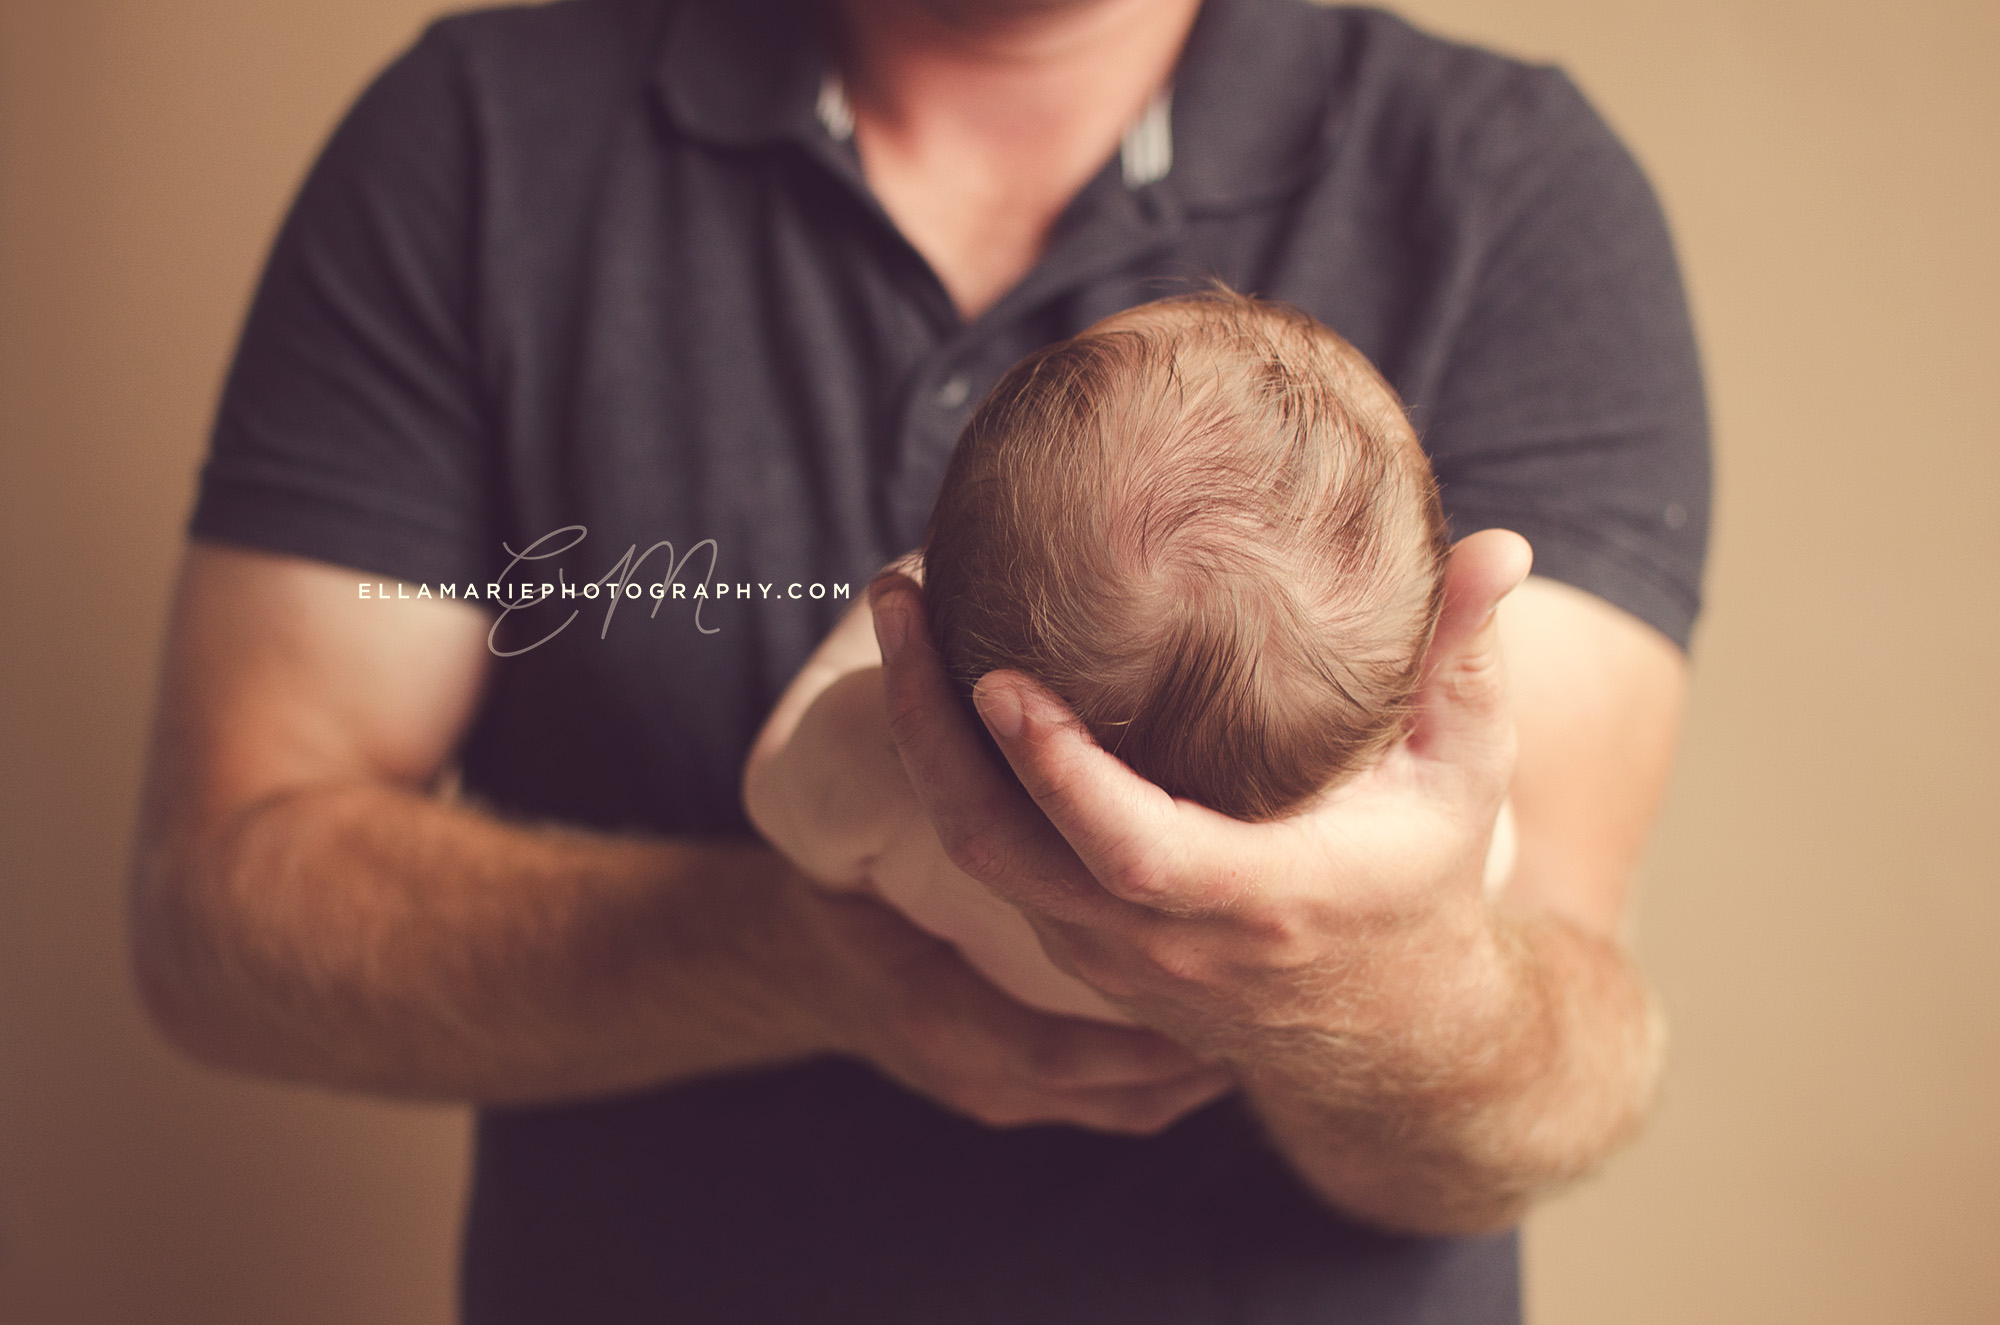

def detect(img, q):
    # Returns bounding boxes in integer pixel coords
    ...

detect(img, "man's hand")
[132,541,1225,1131]
[130,542,840,1101]
[870,529,1681,1232]
[744,587,1230,1130]
[791,885,1231,1133]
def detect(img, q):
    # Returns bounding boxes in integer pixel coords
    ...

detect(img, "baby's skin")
[745,595,1129,1022]
[744,594,1516,1026]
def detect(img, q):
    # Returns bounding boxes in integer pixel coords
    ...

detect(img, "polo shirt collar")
[655,0,1342,211]
[657,0,829,147]
[1170,0,1345,210]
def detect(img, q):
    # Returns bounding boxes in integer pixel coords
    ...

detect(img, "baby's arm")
[743,597,910,888]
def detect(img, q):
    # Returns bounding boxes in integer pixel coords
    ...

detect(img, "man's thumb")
[1410,529,1532,760]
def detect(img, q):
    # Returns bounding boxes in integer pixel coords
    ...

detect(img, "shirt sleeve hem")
[189,472,498,596]
[1445,506,1702,653]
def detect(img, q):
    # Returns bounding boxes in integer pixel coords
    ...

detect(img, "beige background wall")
[2,1,1994,1321]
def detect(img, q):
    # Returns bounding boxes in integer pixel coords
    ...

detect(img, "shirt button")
[934,374,971,409]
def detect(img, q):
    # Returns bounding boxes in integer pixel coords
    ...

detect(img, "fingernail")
[976,679,1024,740]
[873,593,908,661]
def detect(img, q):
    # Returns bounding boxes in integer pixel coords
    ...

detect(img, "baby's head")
[921,290,1448,822]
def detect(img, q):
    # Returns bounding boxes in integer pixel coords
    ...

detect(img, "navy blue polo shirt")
[192,0,1709,1318]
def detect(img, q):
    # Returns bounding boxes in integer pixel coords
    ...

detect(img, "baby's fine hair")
[922,289,1449,821]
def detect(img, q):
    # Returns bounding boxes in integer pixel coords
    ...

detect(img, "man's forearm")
[1237,903,1664,1235]
[131,779,831,1103]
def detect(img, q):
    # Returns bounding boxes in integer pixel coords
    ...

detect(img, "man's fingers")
[963,1069,1233,1136]
[869,577,1104,921]
[901,934,1210,1090]
[864,905,1232,1133]
[1018,1013,1218,1091]
[1042,1069,1236,1136]
[974,670,1253,916]
[936,975,1233,1132]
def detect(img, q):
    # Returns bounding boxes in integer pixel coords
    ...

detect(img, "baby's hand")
[743,597,915,888]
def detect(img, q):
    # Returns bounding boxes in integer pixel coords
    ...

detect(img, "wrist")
[613,841,848,1081]
[1219,899,1529,1186]
[1236,901,1661,1232]
[755,865,861,1060]
[1223,885,1513,1090]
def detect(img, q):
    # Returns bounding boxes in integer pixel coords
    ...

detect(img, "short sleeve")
[190,23,499,590]
[1425,68,1711,651]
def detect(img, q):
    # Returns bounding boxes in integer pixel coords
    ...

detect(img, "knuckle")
[969,1096,1037,1130]
[1100,851,1174,904]
[1023,748,1090,811]
[937,819,1008,883]
[882,690,931,749]
[1098,826,1213,913]
[1057,947,1132,1001]
[1440,646,1506,708]
[916,1053,989,1108]
[1106,1093,1184,1137]
[1022,1028,1086,1087]
[952,1087,1014,1128]
[1117,916,1197,985]
[1140,933,1215,989]
[1081,965,1142,1002]
[1043,924,1142,999]
[1240,905,1319,972]
[1121,1107,1180,1138]
[891,983,951,1053]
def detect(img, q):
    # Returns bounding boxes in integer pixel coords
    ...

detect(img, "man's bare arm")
[130,543,1222,1122]
[128,543,835,1101]
[871,534,1688,1234]
[1244,577,1681,1232]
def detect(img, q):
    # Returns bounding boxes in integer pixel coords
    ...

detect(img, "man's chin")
[844,0,1127,35]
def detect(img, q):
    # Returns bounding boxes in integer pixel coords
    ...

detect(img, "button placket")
[933,373,971,410]
[887,352,985,544]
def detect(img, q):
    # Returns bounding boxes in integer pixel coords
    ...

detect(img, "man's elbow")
[1273,1040,1668,1239]
[125,832,249,1075]
[1289,1153,1538,1239]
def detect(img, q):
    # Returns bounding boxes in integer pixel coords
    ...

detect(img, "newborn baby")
[745,292,1513,1023]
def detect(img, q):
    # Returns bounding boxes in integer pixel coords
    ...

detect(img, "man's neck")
[830,0,1203,320]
